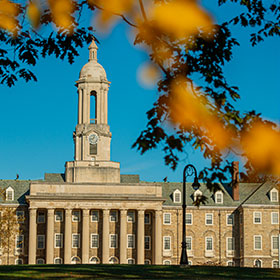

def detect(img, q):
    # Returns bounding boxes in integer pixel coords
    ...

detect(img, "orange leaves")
[27,2,41,29]
[241,122,280,176]
[0,0,20,36]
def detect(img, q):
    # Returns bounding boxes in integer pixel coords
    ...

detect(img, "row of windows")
[253,212,279,224]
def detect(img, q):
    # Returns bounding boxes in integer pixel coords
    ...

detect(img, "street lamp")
[180,164,200,266]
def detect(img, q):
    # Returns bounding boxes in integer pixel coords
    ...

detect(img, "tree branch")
[139,0,147,21]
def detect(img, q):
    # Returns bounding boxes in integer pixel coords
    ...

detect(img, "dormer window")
[173,189,181,203]
[270,188,278,202]
[215,191,223,204]
[194,189,202,201]
[5,187,14,201]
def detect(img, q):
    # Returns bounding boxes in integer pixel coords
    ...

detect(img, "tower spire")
[89,39,98,61]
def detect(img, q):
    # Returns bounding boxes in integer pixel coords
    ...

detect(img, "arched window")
[144,259,151,265]
[5,186,14,201]
[227,261,235,266]
[89,257,100,264]
[215,191,223,204]
[163,260,171,265]
[54,257,63,264]
[15,258,23,265]
[36,258,45,265]
[127,258,135,264]
[270,188,279,202]
[90,91,97,124]
[71,256,81,264]
[173,189,181,203]
[109,256,119,264]
[254,259,262,268]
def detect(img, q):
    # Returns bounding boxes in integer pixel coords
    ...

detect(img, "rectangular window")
[271,191,278,202]
[227,237,235,251]
[254,235,262,250]
[206,237,213,251]
[185,213,192,225]
[163,213,171,225]
[37,211,45,223]
[127,211,135,223]
[144,213,150,224]
[90,143,97,155]
[91,234,99,248]
[16,211,24,224]
[110,211,118,222]
[110,234,118,248]
[205,213,213,225]
[91,210,99,222]
[186,237,192,250]
[163,236,171,251]
[6,190,13,201]
[254,212,261,224]
[226,214,234,225]
[271,212,279,224]
[215,192,223,204]
[272,236,279,250]
[55,234,63,248]
[55,210,63,222]
[72,234,80,248]
[15,235,24,249]
[127,234,135,249]
[72,210,80,222]
[174,192,181,203]
[37,235,45,249]
[145,236,151,250]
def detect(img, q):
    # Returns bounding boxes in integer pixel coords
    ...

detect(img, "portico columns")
[46,208,54,264]
[137,210,145,264]
[154,210,162,265]
[102,209,110,264]
[120,209,127,264]
[82,209,90,264]
[28,208,37,264]
[64,209,72,264]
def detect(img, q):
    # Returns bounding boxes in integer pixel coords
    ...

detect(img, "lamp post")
[180,164,200,266]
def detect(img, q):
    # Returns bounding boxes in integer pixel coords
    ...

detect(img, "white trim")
[271,235,279,251]
[5,187,14,201]
[271,212,279,224]
[91,210,99,222]
[37,234,45,249]
[109,234,118,249]
[270,188,279,202]
[127,211,135,223]
[272,260,279,268]
[72,210,81,222]
[89,256,100,264]
[205,213,213,225]
[185,213,192,225]
[163,213,171,225]
[163,236,171,251]
[127,258,135,264]
[226,237,235,256]
[254,259,262,267]
[110,210,118,222]
[253,212,262,224]
[173,189,181,203]
[90,234,99,249]
[144,259,151,265]
[127,234,135,249]
[15,258,23,265]
[226,214,234,226]
[54,257,63,264]
[71,256,81,264]
[215,191,223,204]
[72,233,80,248]
[227,260,235,266]
[163,260,171,265]
[36,258,45,264]
[109,256,119,264]
[186,236,192,251]
[54,233,63,248]
[55,210,63,222]
[254,235,262,250]
[205,236,213,251]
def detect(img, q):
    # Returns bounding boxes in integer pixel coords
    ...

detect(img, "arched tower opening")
[90,90,97,124]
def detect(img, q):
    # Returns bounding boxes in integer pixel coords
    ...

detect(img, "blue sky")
[0,1,279,182]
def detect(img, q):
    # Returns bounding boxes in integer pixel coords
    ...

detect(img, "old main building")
[0,41,279,268]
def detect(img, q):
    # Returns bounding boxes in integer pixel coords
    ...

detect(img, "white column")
[46,208,54,264]
[137,210,145,264]
[82,209,90,264]
[154,210,162,265]
[28,208,37,264]
[64,209,72,264]
[78,88,82,124]
[102,209,110,264]
[120,209,127,264]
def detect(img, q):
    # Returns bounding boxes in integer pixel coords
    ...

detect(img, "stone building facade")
[0,41,279,268]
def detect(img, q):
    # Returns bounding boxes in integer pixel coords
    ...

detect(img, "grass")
[0,264,279,279]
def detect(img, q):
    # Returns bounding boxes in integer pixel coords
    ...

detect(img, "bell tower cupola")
[65,40,120,183]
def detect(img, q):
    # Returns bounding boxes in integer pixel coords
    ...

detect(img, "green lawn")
[0,264,279,279]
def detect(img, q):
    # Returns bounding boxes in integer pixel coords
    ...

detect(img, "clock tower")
[65,40,120,183]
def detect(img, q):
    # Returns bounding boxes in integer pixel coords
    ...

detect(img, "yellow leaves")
[149,0,214,40]
[241,122,280,176]
[138,62,160,89]
[0,0,20,36]
[27,2,41,29]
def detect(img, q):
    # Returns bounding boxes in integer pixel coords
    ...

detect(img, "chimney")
[232,161,239,201]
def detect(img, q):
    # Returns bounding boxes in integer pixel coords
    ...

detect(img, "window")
[226,214,234,225]
[55,233,63,248]
[110,211,118,222]
[163,236,171,251]
[205,237,213,251]
[144,213,151,224]
[37,235,45,249]
[15,258,23,265]
[227,261,235,266]
[144,259,151,265]
[185,213,192,225]
[254,235,262,250]
[127,234,135,249]
[109,256,118,264]
[110,234,118,248]
[16,211,24,223]
[54,257,62,264]
[227,237,235,251]
[163,213,171,225]
[253,212,261,224]
[37,211,45,223]
[254,259,262,268]
[186,237,192,250]
[270,189,279,202]
[205,213,213,225]
[89,257,100,264]
[55,210,63,222]
[215,191,223,204]
[72,234,80,248]
[72,210,80,222]
[15,235,24,249]
[272,260,279,268]
[37,258,45,264]
[91,234,99,248]
[128,258,135,264]
[127,211,135,223]
[271,236,279,250]
[271,212,279,224]
[145,236,151,250]
[91,210,99,222]
[173,190,181,203]
[71,256,81,264]
[163,260,171,265]
[5,187,14,201]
